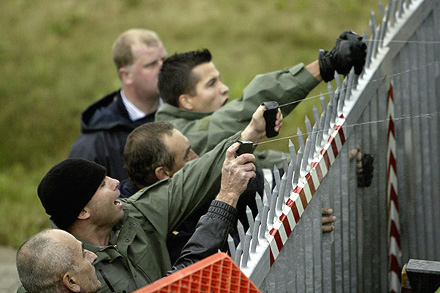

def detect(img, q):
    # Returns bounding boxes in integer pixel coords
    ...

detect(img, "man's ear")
[78,208,91,220]
[62,272,81,292]
[155,166,171,181]
[178,94,193,110]
[119,67,132,85]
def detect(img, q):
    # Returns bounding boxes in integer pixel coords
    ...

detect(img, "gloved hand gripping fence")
[319,30,367,82]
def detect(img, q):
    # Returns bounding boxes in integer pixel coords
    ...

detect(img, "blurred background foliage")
[0,0,378,247]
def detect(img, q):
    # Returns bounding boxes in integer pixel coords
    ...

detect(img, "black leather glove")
[357,153,374,188]
[319,30,367,82]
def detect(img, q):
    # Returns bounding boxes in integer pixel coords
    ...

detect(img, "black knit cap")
[37,158,107,230]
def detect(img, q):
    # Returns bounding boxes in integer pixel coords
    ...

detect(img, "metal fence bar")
[332,153,343,293]
[418,24,435,260]
[230,1,440,291]
[347,133,359,292]
[426,9,440,260]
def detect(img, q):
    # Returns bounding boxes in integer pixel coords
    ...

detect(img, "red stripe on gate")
[270,250,274,266]
[329,137,339,157]
[333,124,346,146]
[389,151,397,171]
[293,186,303,194]
[270,228,283,251]
[390,220,401,249]
[292,202,300,222]
[339,126,346,144]
[321,149,331,170]
[299,189,308,209]
[389,185,399,212]
[388,152,397,180]
[388,116,395,139]
[387,83,401,293]
[306,173,315,194]
[388,84,394,101]
[389,254,401,276]
[280,214,292,237]
[315,162,324,183]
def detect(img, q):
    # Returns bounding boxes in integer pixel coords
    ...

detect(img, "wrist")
[240,125,263,143]
[215,190,240,208]
[305,60,322,82]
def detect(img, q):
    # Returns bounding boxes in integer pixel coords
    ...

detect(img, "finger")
[322,215,337,224]
[255,104,266,119]
[247,170,257,180]
[275,121,283,133]
[322,225,335,233]
[275,113,283,126]
[245,161,257,171]
[349,149,358,160]
[236,153,256,165]
[239,162,257,173]
[227,142,241,159]
[239,168,257,186]
[321,207,333,215]
[356,150,362,161]
[276,109,283,123]
[275,109,283,132]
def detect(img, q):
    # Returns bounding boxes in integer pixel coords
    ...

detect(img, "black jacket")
[68,90,156,181]
[167,200,238,274]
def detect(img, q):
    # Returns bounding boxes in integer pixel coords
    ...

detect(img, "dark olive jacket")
[155,63,320,170]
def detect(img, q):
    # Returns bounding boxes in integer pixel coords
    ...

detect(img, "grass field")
[0,0,379,248]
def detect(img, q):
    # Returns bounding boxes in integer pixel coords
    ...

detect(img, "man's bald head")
[16,229,101,293]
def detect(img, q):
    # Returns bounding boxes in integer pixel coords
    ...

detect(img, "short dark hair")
[124,122,175,188]
[159,49,212,107]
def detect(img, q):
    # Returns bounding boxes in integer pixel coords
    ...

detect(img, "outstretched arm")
[163,105,276,233]
[305,60,323,82]
[240,104,283,144]
[167,142,256,273]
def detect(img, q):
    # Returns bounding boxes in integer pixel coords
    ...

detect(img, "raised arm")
[166,142,257,273]
[132,105,275,234]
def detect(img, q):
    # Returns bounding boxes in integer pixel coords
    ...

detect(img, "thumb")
[226,142,241,159]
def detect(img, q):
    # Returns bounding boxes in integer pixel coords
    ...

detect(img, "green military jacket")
[17,132,240,293]
[86,132,240,292]
[155,63,320,169]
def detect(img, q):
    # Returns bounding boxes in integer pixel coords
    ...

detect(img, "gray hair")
[16,229,76,293]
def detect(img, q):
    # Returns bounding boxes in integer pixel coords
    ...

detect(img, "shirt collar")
[120,90,147,121]
[120,90,163,121]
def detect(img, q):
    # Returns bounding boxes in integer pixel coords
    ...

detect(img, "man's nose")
[220,82,229,94]
[189,149,199,161]
[157,59,164,69]
[110,177,120,190]
[85,249,98,264]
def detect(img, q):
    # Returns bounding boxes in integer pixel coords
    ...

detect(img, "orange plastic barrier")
[135,252,261,293]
